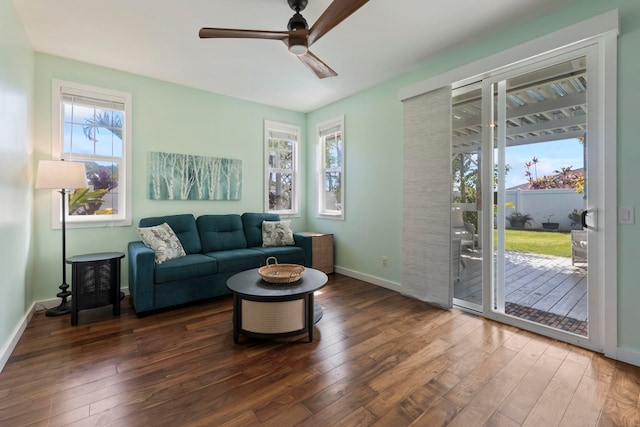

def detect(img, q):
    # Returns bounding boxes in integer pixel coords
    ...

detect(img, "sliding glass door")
[492,56,591,339]
[450,43,606,350]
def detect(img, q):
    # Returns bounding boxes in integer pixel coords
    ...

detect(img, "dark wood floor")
[1,274,638,426]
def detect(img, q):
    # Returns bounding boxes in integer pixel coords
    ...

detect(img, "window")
[264,121,299,216]
[317,116,344,219]
[52,80,132,227]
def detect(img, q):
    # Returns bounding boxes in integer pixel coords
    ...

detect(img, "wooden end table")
[226,267,328,343]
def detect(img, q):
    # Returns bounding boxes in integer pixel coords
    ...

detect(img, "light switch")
[619,207,635,224]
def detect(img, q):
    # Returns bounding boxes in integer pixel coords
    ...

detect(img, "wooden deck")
[454,249,588,321]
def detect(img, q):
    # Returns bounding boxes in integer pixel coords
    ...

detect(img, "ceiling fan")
[199,0,369,79]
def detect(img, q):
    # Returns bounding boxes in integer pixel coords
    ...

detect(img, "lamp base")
[46,282,72,317]
[45,300,71,316]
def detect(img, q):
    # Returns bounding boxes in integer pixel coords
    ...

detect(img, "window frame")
[264,120,300,217]
[50,79,132,228]
[316,116,345,220]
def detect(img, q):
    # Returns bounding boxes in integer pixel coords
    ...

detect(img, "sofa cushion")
[154,254,218,284]
[242,212,281,248]
[137,222,186,264]
[250,246,306,265]
[204,249,263,273]
[197,215,247,253]
[139,214,202,254]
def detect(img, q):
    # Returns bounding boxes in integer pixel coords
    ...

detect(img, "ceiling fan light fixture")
[288,37,308,56]
[199,0,370,78]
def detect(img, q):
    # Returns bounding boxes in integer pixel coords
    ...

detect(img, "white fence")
[505,188,585,231]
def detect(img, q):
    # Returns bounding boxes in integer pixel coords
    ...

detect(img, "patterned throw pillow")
[262,220,295,247]
[137,222,186,264]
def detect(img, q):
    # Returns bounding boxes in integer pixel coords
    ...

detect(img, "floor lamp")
[36,159,88,316]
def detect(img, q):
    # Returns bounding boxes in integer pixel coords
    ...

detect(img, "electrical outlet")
[381,256,388,267]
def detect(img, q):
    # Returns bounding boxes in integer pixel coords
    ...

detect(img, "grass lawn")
[496,229,572,257]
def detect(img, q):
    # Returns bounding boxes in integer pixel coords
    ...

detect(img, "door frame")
[401,10,618,355]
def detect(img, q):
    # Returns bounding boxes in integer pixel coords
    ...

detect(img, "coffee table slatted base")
[241,299,305,334]
[232,294,322,343]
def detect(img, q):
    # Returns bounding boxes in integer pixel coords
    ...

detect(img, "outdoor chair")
[571,229,588,267]
[452,207,475,251]
[452,207,475,269]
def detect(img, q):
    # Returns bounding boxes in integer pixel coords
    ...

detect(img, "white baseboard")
[334,265,402,292]
[0,302,37,373]
[614,347,640,367]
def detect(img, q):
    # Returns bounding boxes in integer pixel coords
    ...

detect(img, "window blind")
[319,123,342,138]
[61,86,125,111]
[267,129,298,142]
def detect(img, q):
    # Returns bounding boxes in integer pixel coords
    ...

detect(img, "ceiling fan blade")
[308,0,369,46]
[199,28,290,40]
[297,51,338,79]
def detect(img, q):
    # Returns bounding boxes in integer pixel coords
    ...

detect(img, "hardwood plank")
[521,357,589,426]
[598,362,640,426]
[497,353,563,423]
[0,274,636,427]
[484,412,521,427]
[560,374,610,426]
[446,338,550,426]
[410,397,460,426]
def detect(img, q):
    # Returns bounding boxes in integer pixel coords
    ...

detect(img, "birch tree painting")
[149,151,242,200]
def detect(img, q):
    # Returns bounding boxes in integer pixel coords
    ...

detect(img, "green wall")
[615,1,640,353]
[0,0,34,362]
[306,0,640,352]
[32,54,307,302]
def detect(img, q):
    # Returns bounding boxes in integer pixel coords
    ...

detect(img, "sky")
[504,138,584,189]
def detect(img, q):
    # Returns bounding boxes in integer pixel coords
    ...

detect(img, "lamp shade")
[36,160,88,190]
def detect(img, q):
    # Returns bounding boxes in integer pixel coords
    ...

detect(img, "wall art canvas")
[149,151,242,200]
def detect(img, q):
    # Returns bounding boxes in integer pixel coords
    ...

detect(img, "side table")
[298,232,334,273]
[67,252,125,326]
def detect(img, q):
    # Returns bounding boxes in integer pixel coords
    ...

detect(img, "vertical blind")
[401,86,453,308]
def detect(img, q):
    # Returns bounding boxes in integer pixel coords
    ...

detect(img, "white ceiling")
[12,0,575,112]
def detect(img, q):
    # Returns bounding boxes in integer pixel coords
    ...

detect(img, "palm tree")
[82,111,122,142]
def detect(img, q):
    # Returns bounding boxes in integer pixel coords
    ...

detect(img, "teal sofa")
[128,213,312,315]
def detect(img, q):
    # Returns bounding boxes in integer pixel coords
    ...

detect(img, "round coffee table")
[226,267,328,343]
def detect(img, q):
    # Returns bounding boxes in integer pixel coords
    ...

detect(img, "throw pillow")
[137,222,186,264]
[262,220,295,247]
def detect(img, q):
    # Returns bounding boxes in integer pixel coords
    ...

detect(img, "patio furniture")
[571,230,588,267]
[451,239,461,282]
[452,208,476,269]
